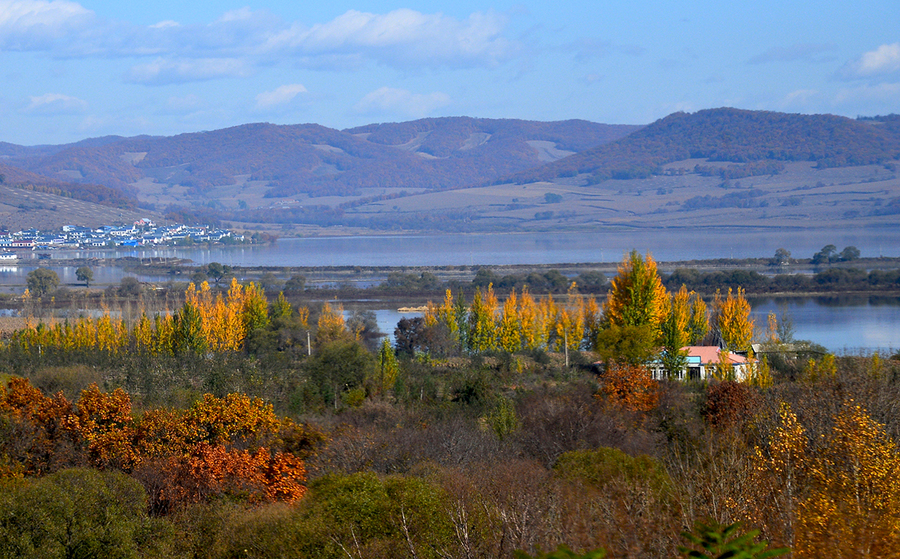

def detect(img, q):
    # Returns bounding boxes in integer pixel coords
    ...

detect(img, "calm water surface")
[26,227,900,267]
[364,296,900,354]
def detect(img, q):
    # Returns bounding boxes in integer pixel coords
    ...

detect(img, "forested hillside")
[0,161,136,209]
[506,108,900,184]
[4,118,634,199]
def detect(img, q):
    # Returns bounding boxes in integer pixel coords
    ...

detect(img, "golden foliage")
[316,301,348,346]
[498,290,522,353]
[714,287,754,352]
[795,403,900,557]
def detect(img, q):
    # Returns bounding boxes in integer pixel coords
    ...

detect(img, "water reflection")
[21,228,900,267]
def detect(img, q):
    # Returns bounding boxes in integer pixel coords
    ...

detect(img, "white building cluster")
[0,220,240,252]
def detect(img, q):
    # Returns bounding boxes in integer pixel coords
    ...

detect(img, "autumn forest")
[1,251,899,558]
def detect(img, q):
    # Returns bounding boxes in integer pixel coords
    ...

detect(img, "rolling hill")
[1,109,899,233]
[4,118,636,201]
[504,108,900,185]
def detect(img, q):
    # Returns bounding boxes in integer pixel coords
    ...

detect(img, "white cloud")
[255,84,307,109]
[0,0,93,49]
[840,43,900,79]
[266,9,518,68]
[126,57,252,85]
[354,87,450,118]
[834,82,900,104]
[1,5,519,79]
[24,92,87,114]
[150,20,179,30]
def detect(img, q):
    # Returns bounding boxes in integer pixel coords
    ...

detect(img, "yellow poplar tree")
[583,296,602,350]
[272,292,292,319]
[438,289,458,340]
[689,292,709,344]
[517,287,542,351]
[497,290,522,353]
[554,282,584,351]
[659,285,693,378]
[316,301,347,346]
[468,284,499,352]
[714,287,754,352]
[241,282,269,333]
[538,294,557,350]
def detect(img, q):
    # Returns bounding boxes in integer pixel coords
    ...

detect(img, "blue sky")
[1,0,898,145]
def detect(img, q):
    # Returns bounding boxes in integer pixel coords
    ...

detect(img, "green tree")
[306,340,375,409]
[604,250,668,331]
[770,248,791,266]
[284,274,306,292]
[377,337,399,395]
[839,245,860,261]
[0,468,172,559]
[593,324,658,366]
[206,262,232,284]
[678,520,788,559]
[812,244,837,265]
[26,268,60,297]
[75,266,93,288]
[173,300,207,355]
[516,547,606,559]
[485,396,520,441]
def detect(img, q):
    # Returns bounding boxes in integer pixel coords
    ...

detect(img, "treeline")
[373,264,900,296]
[663,266,900,294]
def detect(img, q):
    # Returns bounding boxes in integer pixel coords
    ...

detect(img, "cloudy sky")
[2,0,898,145]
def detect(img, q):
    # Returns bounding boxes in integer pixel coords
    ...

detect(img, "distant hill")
[505,108,900,185]
[3,109,900,234]
[5,118,636,201]
[0,162,135,209]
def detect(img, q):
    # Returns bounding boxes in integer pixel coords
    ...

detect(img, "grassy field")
[2,159,898,236]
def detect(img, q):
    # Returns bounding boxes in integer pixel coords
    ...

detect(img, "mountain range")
[1,108,898,234]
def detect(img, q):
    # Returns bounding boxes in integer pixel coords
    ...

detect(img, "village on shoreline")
[0,218,242,260]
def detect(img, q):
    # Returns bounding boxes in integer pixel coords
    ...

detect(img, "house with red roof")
[650,346,749,381]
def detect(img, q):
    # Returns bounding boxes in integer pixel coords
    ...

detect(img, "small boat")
[0,251,18,262]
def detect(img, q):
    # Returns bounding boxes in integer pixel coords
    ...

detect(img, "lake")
[3,228,898,353]
[361,295,900,355]
[25,226,900,267]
